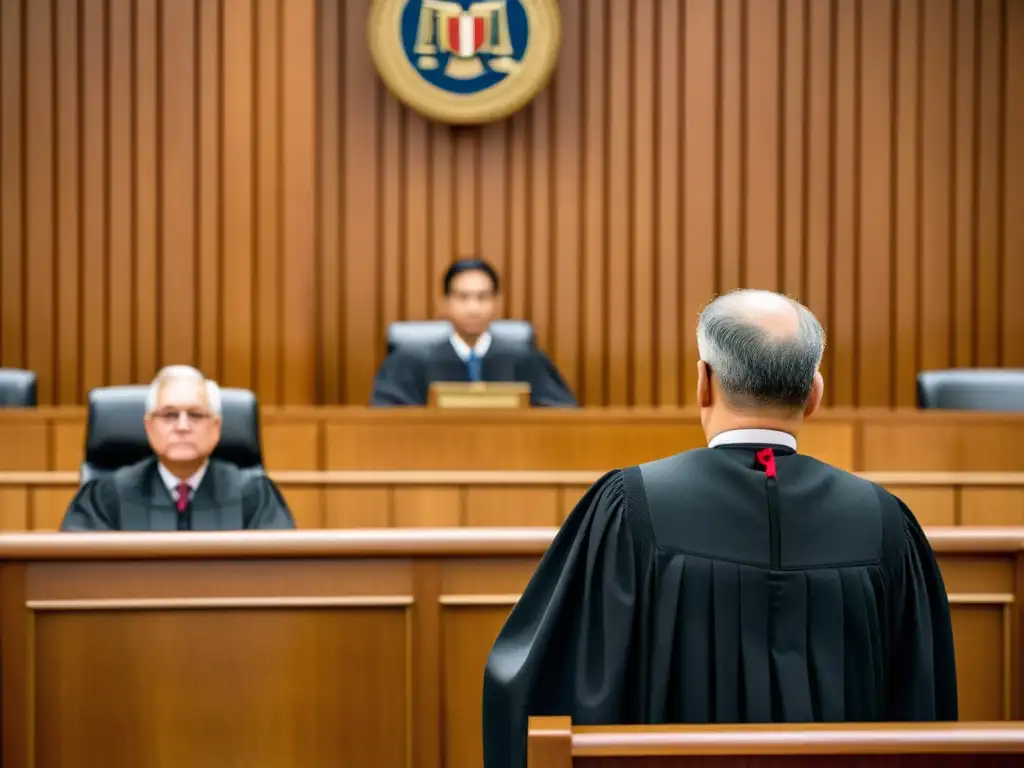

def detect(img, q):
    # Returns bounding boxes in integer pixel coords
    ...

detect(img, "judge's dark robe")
[60,457,296,531]
[482,444,958,768]
[369,337,577,407]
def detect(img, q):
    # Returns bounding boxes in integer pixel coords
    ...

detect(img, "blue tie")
[467,350,483,382]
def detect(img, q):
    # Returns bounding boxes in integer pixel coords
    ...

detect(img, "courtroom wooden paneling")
[6,407,1024,473]
[526,718,1024,768]
[2,0,1022,407]
[6,469,1024,531]
[0,530,1018,768]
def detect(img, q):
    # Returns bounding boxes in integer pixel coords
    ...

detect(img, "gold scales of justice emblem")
[368,0,562,125]
[412,0,520,79]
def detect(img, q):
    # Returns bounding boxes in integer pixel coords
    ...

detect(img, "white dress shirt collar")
[450,330,492,362]
[157,460,209,501]
[708,428,797,451]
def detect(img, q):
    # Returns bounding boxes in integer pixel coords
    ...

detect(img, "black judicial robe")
[481,444,959,768]
[369,337,577,407]
[60,457,296,531]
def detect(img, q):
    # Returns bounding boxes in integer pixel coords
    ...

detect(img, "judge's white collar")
[708,428,797,451]
[157,460,209,498]
[450,330,492,361]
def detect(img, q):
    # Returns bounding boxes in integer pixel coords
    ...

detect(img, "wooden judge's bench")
[3,406,1024,473]
[4,405,1024,530]
[0,528,1020,767]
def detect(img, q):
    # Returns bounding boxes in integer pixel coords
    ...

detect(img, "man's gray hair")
[145,365,223,415]
[696,290,826,409]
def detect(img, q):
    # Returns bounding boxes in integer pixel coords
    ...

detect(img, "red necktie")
[176,482,191,513]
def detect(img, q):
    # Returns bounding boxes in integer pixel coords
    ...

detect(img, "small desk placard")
[427,382,531,409]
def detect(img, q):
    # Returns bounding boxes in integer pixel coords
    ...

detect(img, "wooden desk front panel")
[0,544,1015,768]
[936,552,1018,721]
[4,560,419,768]
[4,407,1024,473]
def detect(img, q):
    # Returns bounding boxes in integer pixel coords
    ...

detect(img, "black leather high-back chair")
[386,319,534,354]
[0,369,37,407]
[917,369,1024,411]
[80,385,264,485]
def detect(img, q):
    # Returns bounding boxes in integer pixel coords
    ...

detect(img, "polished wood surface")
[527,717,1024,768]
[0,529,1019,767]
[2,0,1021,408]
[4,407,1024,473]
[3,469,1024,531]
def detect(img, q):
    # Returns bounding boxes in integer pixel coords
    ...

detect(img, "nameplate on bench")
[428,382,530,409]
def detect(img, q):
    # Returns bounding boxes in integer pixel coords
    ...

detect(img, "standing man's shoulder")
[800,457,925,558]
[814,460,911,522]
[635,447,726,485]
[869,477,935,552]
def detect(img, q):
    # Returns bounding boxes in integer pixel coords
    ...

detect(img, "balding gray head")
[696,289,826,409]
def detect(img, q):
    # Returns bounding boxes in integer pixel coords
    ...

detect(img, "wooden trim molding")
[0,526,1020,560]
[944,594,1020,719]
[438,594,522,607]
[565,723,1024,755]
[946,593,1016,604]
[25,595,415,611]
[4,470,1024,487]
[1007,603,1014,720]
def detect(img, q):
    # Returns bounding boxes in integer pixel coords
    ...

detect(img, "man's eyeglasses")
[150,409,212,426]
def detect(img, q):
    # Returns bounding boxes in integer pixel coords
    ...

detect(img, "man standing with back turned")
[482,289,958,768]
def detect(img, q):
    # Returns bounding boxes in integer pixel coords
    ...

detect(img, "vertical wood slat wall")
[1,0,1022,407]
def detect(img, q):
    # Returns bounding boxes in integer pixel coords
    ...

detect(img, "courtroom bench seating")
[0,528,1019,767]
[526,717,1024,768]
[5,407,1024,472]
[2,470,1024,530]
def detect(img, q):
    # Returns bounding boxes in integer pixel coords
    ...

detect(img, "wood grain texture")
[0,533,1017,767]
[8,406,1024,473]
[5,469,1024,531]
[547,719,1024,766]
[1,0,1022,406]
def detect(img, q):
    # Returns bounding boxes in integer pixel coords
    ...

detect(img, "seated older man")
[61,366,295,531]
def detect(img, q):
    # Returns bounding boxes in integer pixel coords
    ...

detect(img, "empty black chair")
[80,385,264,485]
[0,369,37,407]
[916,369,1024,411]
[386,319,534,354]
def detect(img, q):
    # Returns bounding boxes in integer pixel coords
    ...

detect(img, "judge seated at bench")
[60,366,295,531]
[369,259,577,407]
[482,290,958,768]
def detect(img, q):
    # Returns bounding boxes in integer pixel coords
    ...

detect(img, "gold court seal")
[368,0,562,125]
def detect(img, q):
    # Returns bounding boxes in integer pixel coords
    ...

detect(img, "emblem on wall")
[368,0,562,125]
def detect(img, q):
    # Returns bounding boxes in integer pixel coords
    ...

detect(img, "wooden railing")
[526,717,1024,767]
